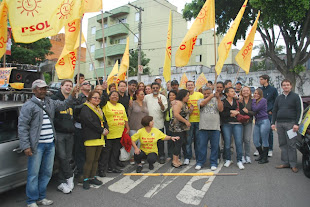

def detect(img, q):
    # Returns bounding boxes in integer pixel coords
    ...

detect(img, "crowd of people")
[18,74,303,207]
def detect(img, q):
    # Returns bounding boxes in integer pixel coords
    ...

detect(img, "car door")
[0,107,28,193]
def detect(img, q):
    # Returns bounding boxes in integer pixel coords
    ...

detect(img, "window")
[135,12,139,21]
[195,55,202,63]
[104,24,108,28]
[91,26,96,35]
[196,38,202,45]
[100,61,104,67]
[90,45,95,53]
[119,18,127,23]
[115,58,121,64]
[89,63,93,71]
[0,109,18,143]
[101,42,107,48]
[119,38,126,44]
[134,33,139,43]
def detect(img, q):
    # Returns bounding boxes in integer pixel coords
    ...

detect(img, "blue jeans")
[222,124,243,162]
[253,119,270,148]
[185,122,199,160]
[26,142,55,204]
[268,114,273,150]
[196,130,220,167]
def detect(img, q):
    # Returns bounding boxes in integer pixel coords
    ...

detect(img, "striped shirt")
[39,109,54,143]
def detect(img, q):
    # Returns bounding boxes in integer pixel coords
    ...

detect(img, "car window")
[0,108,18,143]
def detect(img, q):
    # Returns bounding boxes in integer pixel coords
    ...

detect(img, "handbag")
[236,101,250,123]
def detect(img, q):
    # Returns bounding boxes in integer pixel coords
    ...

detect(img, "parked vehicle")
[48,82,61,95]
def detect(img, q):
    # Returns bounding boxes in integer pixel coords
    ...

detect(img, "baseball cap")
[32,79,48,89]
[171,80,179,85]
[154,76,161,81]
[236,81,242,85]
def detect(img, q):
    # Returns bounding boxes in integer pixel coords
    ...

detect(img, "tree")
[183,0,310,90]
[129,49,150,76]
[5,38,53,65]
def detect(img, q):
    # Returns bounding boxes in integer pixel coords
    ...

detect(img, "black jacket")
[80,105,109,141]
[272,91,302,125]
[220,98,246,123]
[51,90,75,133]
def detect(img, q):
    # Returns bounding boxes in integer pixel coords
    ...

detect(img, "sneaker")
[241,156,246,164]
[211,166,217,171]
[36,198,53,206]
[66,175,74,190]
[130,158,135,165]
[268,150,273,157]
[183,158,190,165]
[149,163,154,170]
[141,160,145,164]
[245,156,251,164]
[27,203,38,207]
[136,165,143,173]
[83,179,90,190]
[89,177,103,185]
[237,161,245,170]
[224,160,232,167]
[57,183,71,194]
[195,165,202,170]
[253,150,259,156]
[159,157,165,164]
[98,171,106,177]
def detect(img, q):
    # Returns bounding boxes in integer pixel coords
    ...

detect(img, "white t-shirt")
[144,94,168,129]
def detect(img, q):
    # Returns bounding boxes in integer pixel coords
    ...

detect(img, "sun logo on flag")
[197,6,207,22]
[57,0,74,20]
[17,0,42,17]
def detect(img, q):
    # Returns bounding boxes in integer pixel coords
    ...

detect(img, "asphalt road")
[1,133,310,207]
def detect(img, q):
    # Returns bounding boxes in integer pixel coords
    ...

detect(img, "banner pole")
[100,10,107,80]
[213,29,218,86]
[85,41,100,84]
[233,67,241,86]
[76,17,83,98]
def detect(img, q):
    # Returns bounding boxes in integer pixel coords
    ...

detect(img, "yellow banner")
[82,0,102,13]
[179,73,188,89]
[7,0,83,43]
[163,10,172,82]
[215,0,248,75]
[55,18,85,79]
[117,37,129,81]
[175,0,215,67]
[195,73,208,90]
[0,1,8,59]
[235,11,260,74]
[107,61,119,93]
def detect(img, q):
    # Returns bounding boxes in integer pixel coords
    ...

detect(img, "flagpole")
[213,29,218,86]
[100,10,107,79]
[85,42,100,84]
[233,67,241,86]
[76,17,83,98]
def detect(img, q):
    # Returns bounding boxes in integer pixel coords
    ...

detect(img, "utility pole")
[128,3,144,82]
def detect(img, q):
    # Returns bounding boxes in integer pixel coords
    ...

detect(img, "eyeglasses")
[91,97,100,100]
[152,87,159,89]
[82,82,90,86]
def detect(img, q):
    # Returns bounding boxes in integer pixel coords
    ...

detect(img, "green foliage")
[5,38,53,65]
[43,72,52,84]
[129,49,150,76]
[253,44,284,59]
[289,65,306,74]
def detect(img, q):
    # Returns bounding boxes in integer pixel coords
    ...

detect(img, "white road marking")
[144,162,194,198]
[176,163,224,206]
[108,162,163,194]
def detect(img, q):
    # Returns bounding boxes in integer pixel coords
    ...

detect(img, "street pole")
[128,3,144,82]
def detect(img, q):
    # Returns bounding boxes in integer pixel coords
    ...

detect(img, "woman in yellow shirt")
[99,91,130,175]
[131,116,179,173]
[80,90,109,190]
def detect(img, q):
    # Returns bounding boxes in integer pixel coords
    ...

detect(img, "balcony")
[97,6,130,22]
[95,44,126,59]
[94,66,114,78]
[95,23,129,40]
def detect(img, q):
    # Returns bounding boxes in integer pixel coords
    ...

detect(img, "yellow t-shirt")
[188,91,204,122]
[102,101,128,139]
[131,128,166,155]
[84,137,105,146]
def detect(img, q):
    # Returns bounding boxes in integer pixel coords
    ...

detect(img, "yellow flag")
[195,73,208,90]
[163,11,172,82]
[235,11,260,74]
[179,73,188,89]
[55,18,85,79]
[215,0,248,75]
[0,1,8,59]
[6,0,83,43]
[107,61,119,93]
[175,0,215,67]
[82,0,102,13]
[117,37,129,81]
